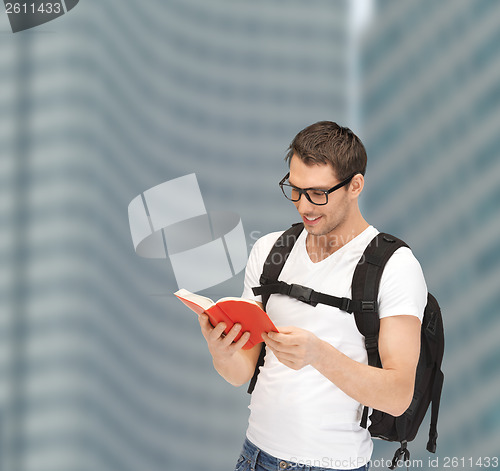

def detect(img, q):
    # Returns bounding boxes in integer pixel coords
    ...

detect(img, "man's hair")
[285,121,367,181]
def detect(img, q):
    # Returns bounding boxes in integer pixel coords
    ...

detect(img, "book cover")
[174,289,278,350]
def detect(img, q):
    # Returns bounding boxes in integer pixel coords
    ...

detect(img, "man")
[198,122,427,471]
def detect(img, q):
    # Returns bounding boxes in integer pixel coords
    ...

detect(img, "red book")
[174,289,279,350]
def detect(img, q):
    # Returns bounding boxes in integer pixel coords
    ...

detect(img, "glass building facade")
[0,2,351,470]
[361,0,500,463]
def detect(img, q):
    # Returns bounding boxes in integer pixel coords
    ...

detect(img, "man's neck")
[306,216,369,263]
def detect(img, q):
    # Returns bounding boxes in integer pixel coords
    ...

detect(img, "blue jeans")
[233,438,369,471]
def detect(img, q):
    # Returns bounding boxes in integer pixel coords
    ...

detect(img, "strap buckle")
[340,297,352,312]
[288,284,314,305]
[389,441,409,470]
[361,301,377,312]
[427,429,438,453]
[259,274,270,285]
[365,335,379,353]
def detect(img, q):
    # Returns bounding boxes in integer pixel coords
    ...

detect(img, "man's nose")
[295,193,315,213]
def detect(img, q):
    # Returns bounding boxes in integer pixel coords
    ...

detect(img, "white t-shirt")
[241,225,427,469]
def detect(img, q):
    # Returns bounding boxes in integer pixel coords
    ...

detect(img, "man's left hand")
[262,326,322,370]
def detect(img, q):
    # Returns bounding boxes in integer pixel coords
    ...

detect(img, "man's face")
[288,155,351,238]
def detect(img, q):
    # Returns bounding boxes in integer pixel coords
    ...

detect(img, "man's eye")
[311,191,325,197]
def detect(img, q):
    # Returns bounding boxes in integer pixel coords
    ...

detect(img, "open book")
[174,289,279,350]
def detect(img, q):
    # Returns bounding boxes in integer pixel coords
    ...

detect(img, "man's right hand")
[197,313,262,387]
[198,314,251,360]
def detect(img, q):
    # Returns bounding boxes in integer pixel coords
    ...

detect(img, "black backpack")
[248,223,444,469]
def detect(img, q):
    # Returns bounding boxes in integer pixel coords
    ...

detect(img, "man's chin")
[304,225,328,237]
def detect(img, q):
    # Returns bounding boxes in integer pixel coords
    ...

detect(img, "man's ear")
[349,174,365,197]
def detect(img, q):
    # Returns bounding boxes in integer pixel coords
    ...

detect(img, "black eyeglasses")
[279,172,357,206]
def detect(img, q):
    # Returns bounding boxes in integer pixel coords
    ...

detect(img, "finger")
[274,326,296,334]
[267,330,301,347]
[231,331,251,351]
[198,314,213,340]
[263,336,280,353]
[262,332,278,347]
[198,313,212,330]
[263,334,293,353]
[265,331,287,345]
[264,342,285,358]
[210,322,227,341]
[199,314,219,339]
[222,323,242,345]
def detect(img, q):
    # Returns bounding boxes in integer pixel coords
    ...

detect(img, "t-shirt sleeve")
[377,247,427,322]
[241,231,283,303]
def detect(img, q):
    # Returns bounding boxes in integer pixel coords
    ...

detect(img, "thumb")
[276,326,297,334]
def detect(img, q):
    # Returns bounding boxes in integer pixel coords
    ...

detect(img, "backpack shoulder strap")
[352,232,409,426]
[352,232,409,355]
[255,222,305,310]
[247,222,304,394]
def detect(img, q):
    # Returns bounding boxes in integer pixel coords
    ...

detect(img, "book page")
[216,297,261,308]
[174,289,214,312]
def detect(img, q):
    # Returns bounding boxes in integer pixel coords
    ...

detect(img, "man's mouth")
[303,215,322,225]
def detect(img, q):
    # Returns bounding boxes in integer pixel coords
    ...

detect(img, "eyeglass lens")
[281,185,328,205]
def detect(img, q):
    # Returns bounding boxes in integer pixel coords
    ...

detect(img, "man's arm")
[198,304,263,387]
[262,314,421,416]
